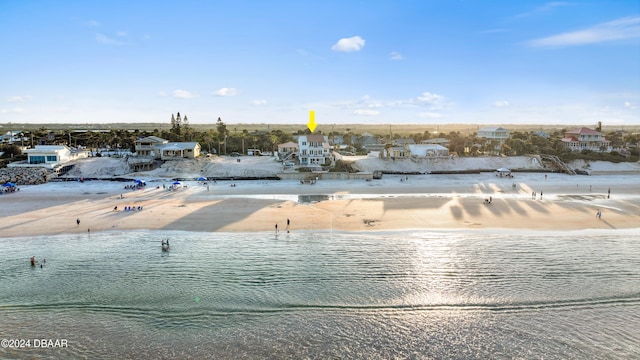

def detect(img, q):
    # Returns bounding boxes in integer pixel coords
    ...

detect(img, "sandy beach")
[1,172,638,238]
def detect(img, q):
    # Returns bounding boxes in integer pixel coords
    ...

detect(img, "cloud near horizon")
[494,100,510,108]
[353,109,380,116]
[252,99,268,106]
[409,92,449,110]
[331,36,365,52]
[214,88,239,97]
[172,89,198,99]
[528,16,640,47]
[6,95,31,103]
[1,107,26,114]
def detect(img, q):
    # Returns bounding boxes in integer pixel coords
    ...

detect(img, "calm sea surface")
[1,230,639,359]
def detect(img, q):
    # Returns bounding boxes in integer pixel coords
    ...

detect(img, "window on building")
[30,156,46,164]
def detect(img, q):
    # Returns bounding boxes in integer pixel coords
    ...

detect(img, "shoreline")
[1,173,639,238]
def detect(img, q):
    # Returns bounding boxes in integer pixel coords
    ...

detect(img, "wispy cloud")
[1,107,26,114]
[214,88,238,97]
[6,95,31,103]
[402,92,450,110]
[353,109,380,116]
[87,20,101,27]
[514,2,572,19]
[96,33,129,46]
[331,36,365,52]
[494,100,510,108]
[528,16,640,47]
[172,89,198,99]
[252,99,268,106]
[624,101,637,110]
[389,51,404,60]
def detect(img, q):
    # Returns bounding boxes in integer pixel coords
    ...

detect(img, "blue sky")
[1,0,639,125]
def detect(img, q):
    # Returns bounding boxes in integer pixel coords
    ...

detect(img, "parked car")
[230,152,241,157]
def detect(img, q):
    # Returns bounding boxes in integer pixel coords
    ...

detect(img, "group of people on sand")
[124,184,145,190]
[123,205,144,211]
[112,205,144,211]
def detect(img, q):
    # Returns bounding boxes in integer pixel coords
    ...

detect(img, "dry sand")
[1,172,638,238]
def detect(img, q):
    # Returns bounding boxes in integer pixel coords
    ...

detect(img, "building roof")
[278,141,298,148]
[392,138,416,145]
[409,144,448,150]
[478,126,508,132]
[306,134,325,142]
[421,138,449,144]
[566,127,601,135]
[161,142,199,150]
[561,136,579,143]
[137,136,168,143]
[25,145,70,152]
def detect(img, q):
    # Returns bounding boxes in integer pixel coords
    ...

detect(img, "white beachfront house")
[408,144,450,157]
[383,146,410,159]
[477,126,509,142]
[135,136,169,158]
[477,126,509,154]
[561,127,611,152]
[11,145,88,169]
[277,141,298,161]
[159,142,201,160]
[298,134,331,166]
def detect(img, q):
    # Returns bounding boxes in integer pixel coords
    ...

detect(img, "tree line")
[2,119,638,163]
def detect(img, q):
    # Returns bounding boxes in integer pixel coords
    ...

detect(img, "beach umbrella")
[172,181,182,185]
[197,176,207,181]
[496,168,510,172]
[134,179,146,183]
[2,182,16,187]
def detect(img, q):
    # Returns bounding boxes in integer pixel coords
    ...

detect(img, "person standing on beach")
[76,218,80,226]
[275,224,278,233]
[608,188,611,199]
[596,209,602,219]
[287,218,290,229]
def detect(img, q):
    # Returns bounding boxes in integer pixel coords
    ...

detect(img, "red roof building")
[561,127,611,152]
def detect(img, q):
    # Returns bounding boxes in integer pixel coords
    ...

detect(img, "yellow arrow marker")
[307,110,317,132]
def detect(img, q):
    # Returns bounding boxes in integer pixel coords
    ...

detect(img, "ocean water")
[0,230,638,359]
